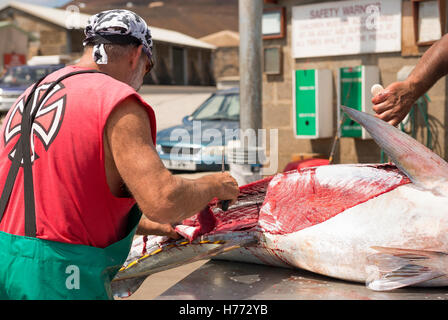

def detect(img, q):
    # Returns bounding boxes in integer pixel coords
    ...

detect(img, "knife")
[220,149,231,211]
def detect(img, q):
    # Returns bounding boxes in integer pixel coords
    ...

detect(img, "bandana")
[83,9,153,65]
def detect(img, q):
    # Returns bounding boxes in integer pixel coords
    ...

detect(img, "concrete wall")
[213,46,239,79]
[10,12,68,56]
[262,0,448,173]
[14,13,85,57]
[39,29,68,56]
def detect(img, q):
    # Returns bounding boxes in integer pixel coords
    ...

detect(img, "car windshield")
[191,93,240,121]
[0,66,60,87]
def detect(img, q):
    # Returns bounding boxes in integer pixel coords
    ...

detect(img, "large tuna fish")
[111,106,448,298]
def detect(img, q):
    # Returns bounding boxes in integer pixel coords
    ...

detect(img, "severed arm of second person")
[372,33,448,126]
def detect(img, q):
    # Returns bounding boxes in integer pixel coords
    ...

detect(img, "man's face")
[129,48,152,92]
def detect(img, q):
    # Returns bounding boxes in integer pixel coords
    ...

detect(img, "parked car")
[0,64,65,112]
[156,87,240,171]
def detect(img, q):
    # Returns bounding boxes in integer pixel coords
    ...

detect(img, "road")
[139,85,215,131]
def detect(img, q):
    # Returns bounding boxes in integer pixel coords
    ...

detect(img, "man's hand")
[372,34,448,126]
[210,172,240,207]
[371,81,418,127]
[136,218,180,239]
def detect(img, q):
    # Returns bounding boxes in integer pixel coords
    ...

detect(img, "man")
[0,10,239,300]
[372,34,448,126]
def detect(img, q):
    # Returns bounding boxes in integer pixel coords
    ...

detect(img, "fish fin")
[370,246,447,261]
[341,106,448,193]
[367,264,443,291]
[111,275,147,299]
[366,246,446,291]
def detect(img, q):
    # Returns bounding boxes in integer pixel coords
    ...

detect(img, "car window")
[34,68,49,80]
[0,67,31,86]
[192,93,240,121]
[223,94,240,119]
[192,95,226,120]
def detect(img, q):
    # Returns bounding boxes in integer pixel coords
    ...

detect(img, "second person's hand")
[371,81,419,127]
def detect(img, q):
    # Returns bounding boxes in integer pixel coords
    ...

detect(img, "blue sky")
[0,0,71,7]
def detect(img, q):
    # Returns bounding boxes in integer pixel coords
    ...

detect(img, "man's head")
[82,9,154,91]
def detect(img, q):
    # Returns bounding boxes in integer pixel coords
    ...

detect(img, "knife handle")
[220,200,231,211]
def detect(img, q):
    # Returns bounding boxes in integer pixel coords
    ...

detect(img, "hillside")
[63,0,239,38]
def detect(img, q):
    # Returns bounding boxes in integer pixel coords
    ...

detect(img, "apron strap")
[0,77,45,227]
[0,69,106,237]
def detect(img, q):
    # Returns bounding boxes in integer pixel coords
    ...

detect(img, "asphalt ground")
[139,85,215,131]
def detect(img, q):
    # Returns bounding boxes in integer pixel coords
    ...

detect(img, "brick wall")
[13,13,68,56]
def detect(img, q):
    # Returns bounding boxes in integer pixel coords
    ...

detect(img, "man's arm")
[105,96,239,224]
[372,34,448,126]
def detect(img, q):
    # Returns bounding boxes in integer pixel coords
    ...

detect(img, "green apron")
[0,70,139,300]
[0,206,141,300]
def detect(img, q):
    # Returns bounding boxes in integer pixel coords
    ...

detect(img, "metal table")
[156,260,448,300]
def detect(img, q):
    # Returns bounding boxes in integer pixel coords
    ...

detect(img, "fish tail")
[365,246,446,291]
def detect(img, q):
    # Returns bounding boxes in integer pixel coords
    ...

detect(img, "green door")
[340,66,362,138]
[295,69,317,137]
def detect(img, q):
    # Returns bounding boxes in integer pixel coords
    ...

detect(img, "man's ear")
[130,44,143,69]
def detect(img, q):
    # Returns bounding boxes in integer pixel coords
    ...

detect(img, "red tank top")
[0,66,156,248]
